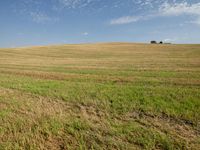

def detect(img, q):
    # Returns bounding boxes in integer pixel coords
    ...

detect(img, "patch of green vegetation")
[0,73,199,124]
[110,120,187,150]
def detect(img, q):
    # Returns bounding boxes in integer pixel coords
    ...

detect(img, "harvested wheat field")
[0,43,200,149]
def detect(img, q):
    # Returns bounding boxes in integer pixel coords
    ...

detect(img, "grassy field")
[0,43,200,149]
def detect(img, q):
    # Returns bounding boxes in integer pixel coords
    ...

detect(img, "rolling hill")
[0,43,200,149]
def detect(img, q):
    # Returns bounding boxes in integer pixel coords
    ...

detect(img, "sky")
[0,0,200,47]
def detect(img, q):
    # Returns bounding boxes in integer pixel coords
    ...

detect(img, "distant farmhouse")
[150,41,157,44]
[150,40,171,44]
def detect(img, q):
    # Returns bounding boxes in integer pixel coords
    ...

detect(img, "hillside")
[0,43,200,149]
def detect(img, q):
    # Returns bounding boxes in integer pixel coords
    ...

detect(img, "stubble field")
[0,43,200,149]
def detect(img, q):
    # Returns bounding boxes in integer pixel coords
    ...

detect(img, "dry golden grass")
[0,43,200,149]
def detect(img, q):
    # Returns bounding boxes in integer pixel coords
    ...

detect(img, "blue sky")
[0,0,200,47]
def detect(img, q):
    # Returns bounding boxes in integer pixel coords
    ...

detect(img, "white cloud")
[163,38,177,43]
[159,2,200,16]
[30,12,58,23]
[58,0,81,8]
[110,2,200,26]
[159,2,200,26]
[163,36,190,43]
[193,18,200,25]
[58,0,97,9]
[82,32,89,36]
[110,16,141,25]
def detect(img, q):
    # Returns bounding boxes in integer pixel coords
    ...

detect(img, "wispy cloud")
[159,2,200,26]
[110,16,141,25]
[57,0,97,9]
[82,32,89,36]
[191,18,200,25]
[110,2,200,26]
[30,12,58,23]
[163,38,177,43]
[163,36,189,43]
[159,2,200,16]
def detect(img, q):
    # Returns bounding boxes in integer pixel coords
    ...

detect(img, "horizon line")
[1,41,200,49]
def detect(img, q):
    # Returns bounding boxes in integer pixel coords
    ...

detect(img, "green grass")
[0,43,200,149]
